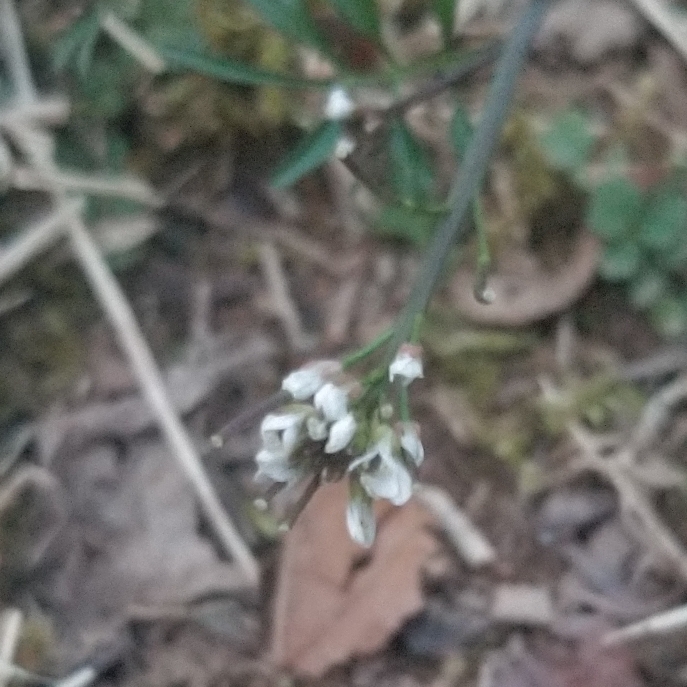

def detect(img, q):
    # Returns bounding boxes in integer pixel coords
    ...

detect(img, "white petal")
[325,413,357,453]
[314,382,348,422]
[255,449,297,483]
[334,135,356,159]
[306,415,328,441]
[400,424,424,466]
[325,86,354,120]
[388,346,424,385]
[361,453,413,505]
[281,368,324,400]
[261,412,305,454]
[346,485,376,547]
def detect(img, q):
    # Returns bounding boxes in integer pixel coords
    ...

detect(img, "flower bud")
[325,413,357,453]
[389,344,424,386]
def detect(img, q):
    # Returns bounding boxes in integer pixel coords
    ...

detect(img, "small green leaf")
[271,120,343,188]
[53,9,102,73]
[433,0,456,45]
[587,177,642,241]
[599,242,641,281]
[449,103,473,159]
[375,204,440,246]
[640,189,687,252]
[242,0,331,55]
[628,269,667,309]
[161,47,330,88]
[650,295,687,338]
[328,0,381,40]
[540,110,595,171]
[389,118,434,205]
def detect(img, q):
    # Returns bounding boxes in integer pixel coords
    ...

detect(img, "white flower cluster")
[254,345,425,548]
[255,360,357,484]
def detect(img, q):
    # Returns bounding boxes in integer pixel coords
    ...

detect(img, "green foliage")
[388,118,434,206]
[640,188,687,252]
[433,0,457,46]
[587,176,642,241]
[449,103,473,159]
[539,109,595,171]
[271,120,344,187]
[162,47,328,88]
[241,0,331,55]
[539,106,687,339]
[53,8,102,78]
[327,0,381,41]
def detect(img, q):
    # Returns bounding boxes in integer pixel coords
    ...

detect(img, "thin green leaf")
[53,9,102,72]
[328,0,381,40]
[540,109,595,171]
[449,103,473,159]
[433,0,456,45]
[375,204,440,246]
[77,9,102,78]
[587,177,642,241]
[271,120,343,188]
[161,47,331,88]
[389,118,434,205]
[640,189,687,252]
[242,0,331,55]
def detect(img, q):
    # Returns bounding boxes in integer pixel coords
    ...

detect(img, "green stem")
[342,327,394,369]
[386,0,550,360]
[399,384,410,422]
[472,196,493,303]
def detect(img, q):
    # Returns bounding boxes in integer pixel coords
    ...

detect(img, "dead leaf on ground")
[450,232,600,327]
[270,481,439,677]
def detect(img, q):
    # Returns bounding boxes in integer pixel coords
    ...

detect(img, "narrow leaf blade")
[433,0,456,45]
[389,118,434,205]
[271,120,343,188]
[243,0,331,54]
[449,103,473,159]
[161,47,330,88]
[328,0,381,40]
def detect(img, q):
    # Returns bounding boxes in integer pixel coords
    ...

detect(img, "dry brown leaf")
[270,481,439,677]
[450,232,600,327]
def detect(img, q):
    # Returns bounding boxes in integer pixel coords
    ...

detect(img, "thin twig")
[602,602,687,646]
[629,0,687,65]
[415,484,497,568]
[258,241,316,352]
[0,201,81,286]
[0,609,22,687]
[0,0,259,585]
[0,97,70,128]
[100,11,166,74]
[10,166,162,206]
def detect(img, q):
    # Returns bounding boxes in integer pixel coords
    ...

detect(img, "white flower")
[306,415,328,441]
[388,344,423,386]
[346,482,376,547]
[325,86,354,120]
[334,135,356,159]
[352,431,414,506]
[282,368,324,400]
[260,411,306,456]
[255,449,300,483]
[281,360,342,400]
[400,423,424,466]
[325,413,357,453]
[314,382,348,422]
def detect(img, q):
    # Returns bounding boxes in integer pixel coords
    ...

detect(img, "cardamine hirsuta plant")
[242,0,551,546]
